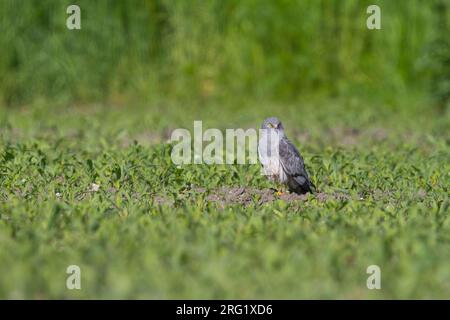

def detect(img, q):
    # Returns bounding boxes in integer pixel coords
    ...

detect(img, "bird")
[258,117,315,195]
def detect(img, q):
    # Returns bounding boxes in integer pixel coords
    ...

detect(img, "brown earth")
[147,186,354,207]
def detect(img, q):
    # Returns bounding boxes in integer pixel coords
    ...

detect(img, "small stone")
[417,189,426,199]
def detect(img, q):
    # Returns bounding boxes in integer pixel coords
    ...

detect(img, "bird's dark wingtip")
[307,180,317,194]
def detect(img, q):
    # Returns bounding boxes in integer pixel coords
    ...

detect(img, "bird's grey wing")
[279,138,315,193]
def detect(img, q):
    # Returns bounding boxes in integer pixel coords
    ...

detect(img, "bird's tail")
[291,175,316,195]
[308,179,317,194]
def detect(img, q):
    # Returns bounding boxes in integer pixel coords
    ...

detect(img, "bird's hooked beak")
[268,122,280,129]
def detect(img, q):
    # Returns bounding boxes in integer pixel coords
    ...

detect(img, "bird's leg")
[275,184,285,196]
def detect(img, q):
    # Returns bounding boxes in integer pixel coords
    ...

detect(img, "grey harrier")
[258,117,315,194]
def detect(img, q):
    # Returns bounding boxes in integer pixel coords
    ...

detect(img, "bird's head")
[262,117,284,131]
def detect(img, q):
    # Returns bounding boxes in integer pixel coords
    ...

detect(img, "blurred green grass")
[0,101,449,299]
[0,0,448,109]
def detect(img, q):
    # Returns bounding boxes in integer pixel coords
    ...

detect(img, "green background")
[0,0,449,299]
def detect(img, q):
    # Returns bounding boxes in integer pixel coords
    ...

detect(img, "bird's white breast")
[258,131,287,183]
